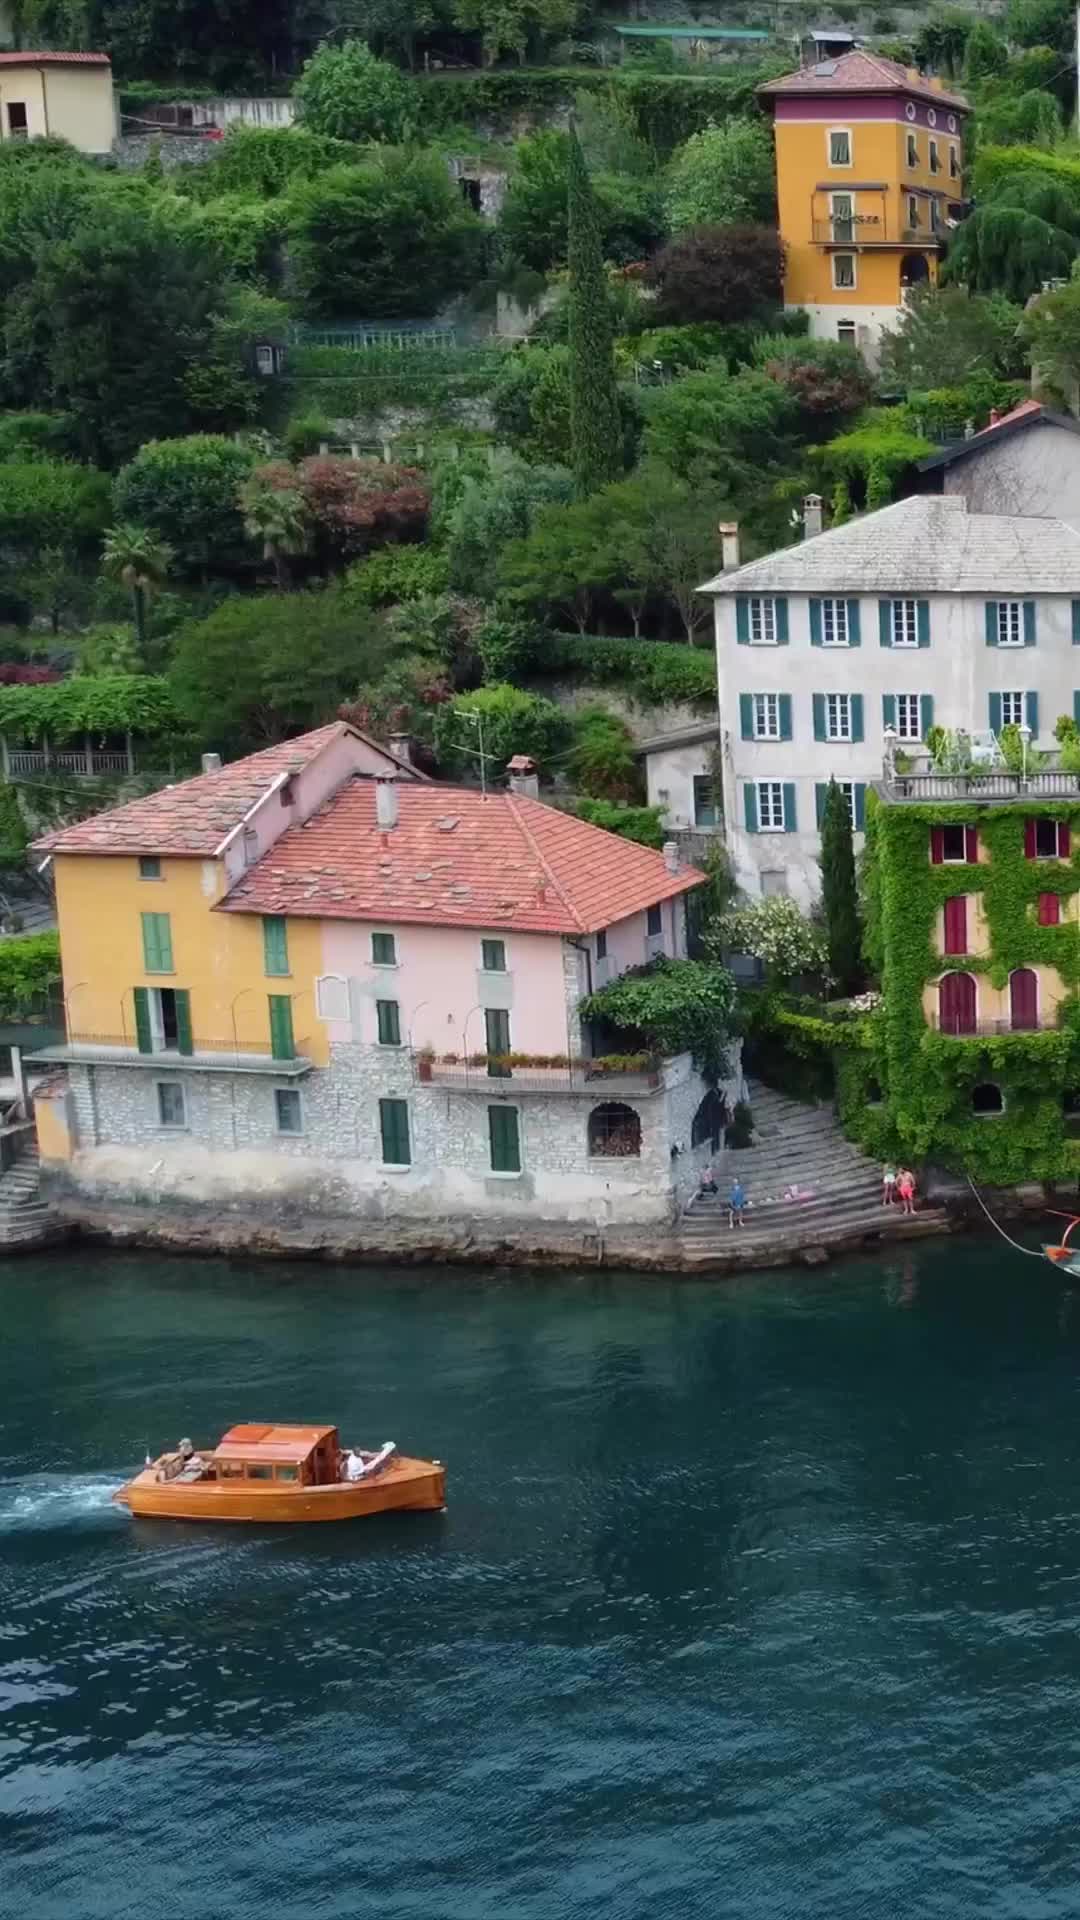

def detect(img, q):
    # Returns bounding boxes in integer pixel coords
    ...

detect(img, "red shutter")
[931,827,944,864]
[943,896,967,954]
[1038,892,1061,926]
[965,826,978,863]
[1059,822,1071,859]
[1024,819,1037,859]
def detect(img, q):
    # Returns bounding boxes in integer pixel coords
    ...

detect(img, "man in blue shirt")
[729,1177,746,1228]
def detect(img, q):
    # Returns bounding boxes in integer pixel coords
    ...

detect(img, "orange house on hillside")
[758,51,969,363]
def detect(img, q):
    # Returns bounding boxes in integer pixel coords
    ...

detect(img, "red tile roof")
[0,50,111,64]
[760,50,968,110]
[218,780,703,935]
[34,724,372,858]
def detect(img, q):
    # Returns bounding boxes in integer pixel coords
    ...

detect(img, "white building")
[637,721,720,835]
[917,399,1080,526]
[704,494,1080,909]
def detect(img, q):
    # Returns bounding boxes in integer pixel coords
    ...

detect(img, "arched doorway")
[691,1089,727,1152]
[588,1103,642,1158]
[1009,967,1038,1031]
[900,251,930,290]
[938,971,976,1034]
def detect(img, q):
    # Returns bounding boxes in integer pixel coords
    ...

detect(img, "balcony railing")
[928,1016,1052,1036]
[882,766,1080,804]
[413,1052,665,1097]
[26,1032,311,1073]
[6,748,133,777]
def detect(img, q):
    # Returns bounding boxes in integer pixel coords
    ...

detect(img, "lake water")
[3,1242,1080,1918]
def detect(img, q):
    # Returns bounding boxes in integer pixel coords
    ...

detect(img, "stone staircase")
[0,1136,54,1248]
[678,1079,950,1269]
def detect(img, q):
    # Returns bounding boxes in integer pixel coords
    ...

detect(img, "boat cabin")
[208,1423,341,1486]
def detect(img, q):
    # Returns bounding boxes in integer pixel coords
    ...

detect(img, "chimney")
[663,841,680,875]
[803,493,823,539]
[989,407,1001,426]
[375,778,398,829]
[389,731,413,767]
[507,754,539,800]
[718,521,740,571]
[201,752,222,774]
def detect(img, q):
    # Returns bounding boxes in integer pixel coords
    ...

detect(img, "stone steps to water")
[0,1141,54,1246]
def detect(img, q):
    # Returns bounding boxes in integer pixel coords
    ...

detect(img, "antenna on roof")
[452,708,491,797]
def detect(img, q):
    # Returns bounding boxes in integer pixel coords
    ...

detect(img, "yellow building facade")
[759,50,968,361]
[0,51,116,153]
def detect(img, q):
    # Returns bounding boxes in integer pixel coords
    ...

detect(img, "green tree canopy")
[946,170,1080,299]
[0,456,109,555]
[451,0,578,64]
[444,452,573,598]
[113,436,255,576]
[877,284,1026,390]
[642,367,798,498]
[294,37,415,142]
[431,683,570,778]
[1020,278,1080,397]
[567,125,623,499]
[664,118,776,232]
[962,19,1010,82]
[497,129,663,272]
[287,151,483,318]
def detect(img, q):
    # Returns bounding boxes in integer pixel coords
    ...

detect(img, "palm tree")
[240,478,309,590]
[102,524,173,651]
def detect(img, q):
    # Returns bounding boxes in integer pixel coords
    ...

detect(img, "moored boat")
[113,1423,446,1523]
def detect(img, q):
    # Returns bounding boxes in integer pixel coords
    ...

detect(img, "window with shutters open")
[891,599,918,647]
[1000,691,1024,728]
[756,782,785,831]
[749,596,776,644]
[820,599,848,646]
[379,1097,410,1166]
[826,693,852,739]
[753,693,780,739]
[488,1104,521,1174]
[895,693,921,740]
[141,911,173,973]
[997,601,1022,646]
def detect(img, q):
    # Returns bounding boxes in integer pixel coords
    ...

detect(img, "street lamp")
[1018,721,1032,783]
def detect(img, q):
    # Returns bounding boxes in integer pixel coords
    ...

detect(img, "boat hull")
[113,1455,446,1523]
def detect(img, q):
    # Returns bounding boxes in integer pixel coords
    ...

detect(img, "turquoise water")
[3,1243,1080,1918]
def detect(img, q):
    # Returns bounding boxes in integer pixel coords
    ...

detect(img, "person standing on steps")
[729,1176,746,1228]
[882,1162,897,1207]
[897,1168,916,1216]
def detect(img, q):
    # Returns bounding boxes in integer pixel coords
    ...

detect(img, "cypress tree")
[819,778,861,994]
[566,125,622,500]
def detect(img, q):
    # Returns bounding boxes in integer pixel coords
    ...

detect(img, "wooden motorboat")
[113,1423,446,1523]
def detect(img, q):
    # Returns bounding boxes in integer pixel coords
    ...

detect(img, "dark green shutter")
[846,599,861,646]
[878,600,892,648]
[917,600,930,648]
[744,785,758,831]
[815,783,827,829]
[782,783,797,831]
[488,1104,521,1173]
[809,600,822,647]
[735,597,749,644]
[850,694,864,743]
[141,911,173,973]
[1074,691,1080,726]
[882,694,896,729]
[1072,602,1080,645]
[775,597,789,644]
[174,989,193,1057]
[778,694,792,741]
[268,994,294,1061]
[1026,690,1039,737]
[985,602,998,646]
[376,999,401,1046]
[812,693,826,740]
[379,1098,410,1166]
[1023,600,1036,646]
[920,693,934,736]
[854,783,866,831]
[262,915,288,976]
[739,693,753,740]
[133,985,151,1055]
[989,691,1002,733]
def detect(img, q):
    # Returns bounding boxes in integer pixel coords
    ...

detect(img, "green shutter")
[1023,600,1036,646]
[809,600,822,647]
[1072,601,1080,645]
[882,693,896,729]
[488,1104,521,1174]
[174,989,193,1057]
[1026,690,1039,737]
[379,1097,410,1166]
[815,783,827,829]
[739,692,753,740]
[141,911,173,973]
[133,985,152,1055]
[812,693,826,740]
[1075,691,1080,727]
[262,915,288,976]
[846,599,861,646]
[376,999,401,1046]
[775,597,789,644]
[854,783,866,831]
[850,693,864,743]
[744,784,758,832]
[920,693,934,736]
[917,600,930,648]
[778,693,792,741]
[736,597,749,644]
[985,602,998,646]
[268,994,295,1061]
[782,783,797,832]
[989,691,1002,733]
[878,600,892,648]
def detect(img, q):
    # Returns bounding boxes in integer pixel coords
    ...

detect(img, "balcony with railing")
[26,1032,312,1075]
[1,734,140,780]
[927,1015,1055,1036]
[413,1050,666,1097]
[879,749,1080,806]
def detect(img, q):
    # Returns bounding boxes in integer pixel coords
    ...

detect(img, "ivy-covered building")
[858,758,1080,1185]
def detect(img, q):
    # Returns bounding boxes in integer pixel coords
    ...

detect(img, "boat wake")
[0,1473,125,1530]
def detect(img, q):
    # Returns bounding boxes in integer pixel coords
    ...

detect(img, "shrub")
[293,39,414,144]
[713,897,827,982]
[0,929,59,1016]
[112,435,254,576]
[536,632,716,705]
[569,706,643,801]
[571,796,664,846]
[345,545,450,608]
[432,683,570,778]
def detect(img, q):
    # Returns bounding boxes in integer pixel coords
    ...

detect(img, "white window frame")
[156,1080,186,1129]
[895,693,921,741]
[906,131,919,168]
[748,595,776,645]
[891,598,918,647]
[1000,691,1024,729]
[753,693,781,740]
[832,251,856,291]
[835,781,857,829]
[826,693,852,741]
[756,781,786,832]
[827,126,852,167]
[274,1086,303,1136]
[837,319,856,346]
[821,598,849,648]
[997,601,1023,647]
[929,136,940,173]
[941,825,968,865]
